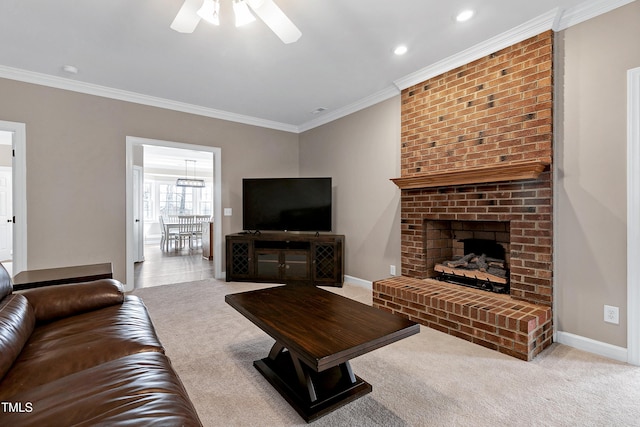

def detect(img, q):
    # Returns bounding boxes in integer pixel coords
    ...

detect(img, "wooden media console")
[226,232,344,287]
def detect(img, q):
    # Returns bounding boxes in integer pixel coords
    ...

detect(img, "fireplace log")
[486,257,505,269]
[476,254,488,272]
[434,263,508,285]
[446,253,476,268]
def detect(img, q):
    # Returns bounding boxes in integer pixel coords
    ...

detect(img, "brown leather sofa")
[0,264,202,426]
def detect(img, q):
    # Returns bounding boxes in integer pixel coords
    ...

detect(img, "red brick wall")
[401,31,553,175]
[398,31,553,307]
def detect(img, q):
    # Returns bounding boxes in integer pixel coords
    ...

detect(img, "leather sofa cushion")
[0,294,35,379]
[0,295,164,399]
[0,262,12,300]
[23,279,124,324]
[1,352,202,426]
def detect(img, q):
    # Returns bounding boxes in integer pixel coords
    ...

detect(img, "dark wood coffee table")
[225,285,419,422]
[12,262,113,291]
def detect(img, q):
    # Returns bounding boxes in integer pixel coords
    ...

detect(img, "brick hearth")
[373,277,552,361]
[374,31,554,360]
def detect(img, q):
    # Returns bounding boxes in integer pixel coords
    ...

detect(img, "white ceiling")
[0,0,625,132]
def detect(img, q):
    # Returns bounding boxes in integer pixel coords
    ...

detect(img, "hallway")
[134,243,216,289]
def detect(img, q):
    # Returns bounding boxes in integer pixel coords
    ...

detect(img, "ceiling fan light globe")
[197,0,220,25]
[233,0,256,27]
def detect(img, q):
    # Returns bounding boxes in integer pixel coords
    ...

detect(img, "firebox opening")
[425,220,510,294]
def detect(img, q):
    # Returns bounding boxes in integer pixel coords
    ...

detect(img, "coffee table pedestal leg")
[254,341,372,422]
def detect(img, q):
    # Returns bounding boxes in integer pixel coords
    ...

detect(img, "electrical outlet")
[390,265,396,276]
[604,305,619,325]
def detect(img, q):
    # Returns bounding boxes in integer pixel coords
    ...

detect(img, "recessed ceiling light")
[456,10,474,22]
[394,45,408,56]
[62,65,79,74]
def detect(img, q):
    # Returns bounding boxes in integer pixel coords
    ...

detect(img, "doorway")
[0,121,26,276]
[126,137,222,291]
[0,166,12,264]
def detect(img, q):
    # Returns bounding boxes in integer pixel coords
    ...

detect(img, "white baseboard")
[556,331,628,363]
[344,275,373,290]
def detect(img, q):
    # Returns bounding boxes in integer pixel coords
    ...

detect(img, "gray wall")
[0,78,299,282]
[556,1,640,347]
[299,97,401,282]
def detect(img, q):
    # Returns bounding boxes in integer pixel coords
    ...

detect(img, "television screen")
[242,178,332,232]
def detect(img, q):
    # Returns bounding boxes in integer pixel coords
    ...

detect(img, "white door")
[133,166,144,263]
[0,168,12,262]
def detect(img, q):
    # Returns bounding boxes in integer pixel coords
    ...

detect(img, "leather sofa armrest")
[21,279,125,323]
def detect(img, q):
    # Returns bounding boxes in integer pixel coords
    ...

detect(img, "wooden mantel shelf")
[391,160,549,190]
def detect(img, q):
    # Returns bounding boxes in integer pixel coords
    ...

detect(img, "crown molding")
[298,0,637,132]
[0,65,299,133]
[394,9,560,91]
[297,86,400,133]
[0,0,633,134]
[555,0,636,30]
[392,0,634,91]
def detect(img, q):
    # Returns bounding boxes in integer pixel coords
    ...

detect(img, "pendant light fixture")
[176,160,205,188]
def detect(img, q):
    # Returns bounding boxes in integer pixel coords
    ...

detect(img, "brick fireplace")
[401,173,553,305]
[373,31,554,360]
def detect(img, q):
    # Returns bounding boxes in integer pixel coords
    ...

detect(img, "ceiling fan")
[170,0,302,44]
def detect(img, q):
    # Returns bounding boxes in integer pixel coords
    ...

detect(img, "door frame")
[132,165,145,263]
[627,67,640,365]
[125,136,222,290]
[0,167,13,261]
[0,121,26,274]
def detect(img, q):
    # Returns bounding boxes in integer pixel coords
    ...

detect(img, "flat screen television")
[242,177,332,232]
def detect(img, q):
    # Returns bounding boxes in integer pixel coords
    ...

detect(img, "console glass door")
[256,250,281,280]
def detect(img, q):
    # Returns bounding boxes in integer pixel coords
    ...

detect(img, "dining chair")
[190,215,210,248]
[178,215,196,248]
[159,216,179,251]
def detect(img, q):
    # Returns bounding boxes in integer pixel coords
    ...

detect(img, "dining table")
[161,215,209,251]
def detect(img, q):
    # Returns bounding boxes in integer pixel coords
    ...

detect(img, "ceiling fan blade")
[170,0,203,33]
[246,0,301,44]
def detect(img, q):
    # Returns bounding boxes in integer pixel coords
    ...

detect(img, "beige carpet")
[133,280,640,426]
